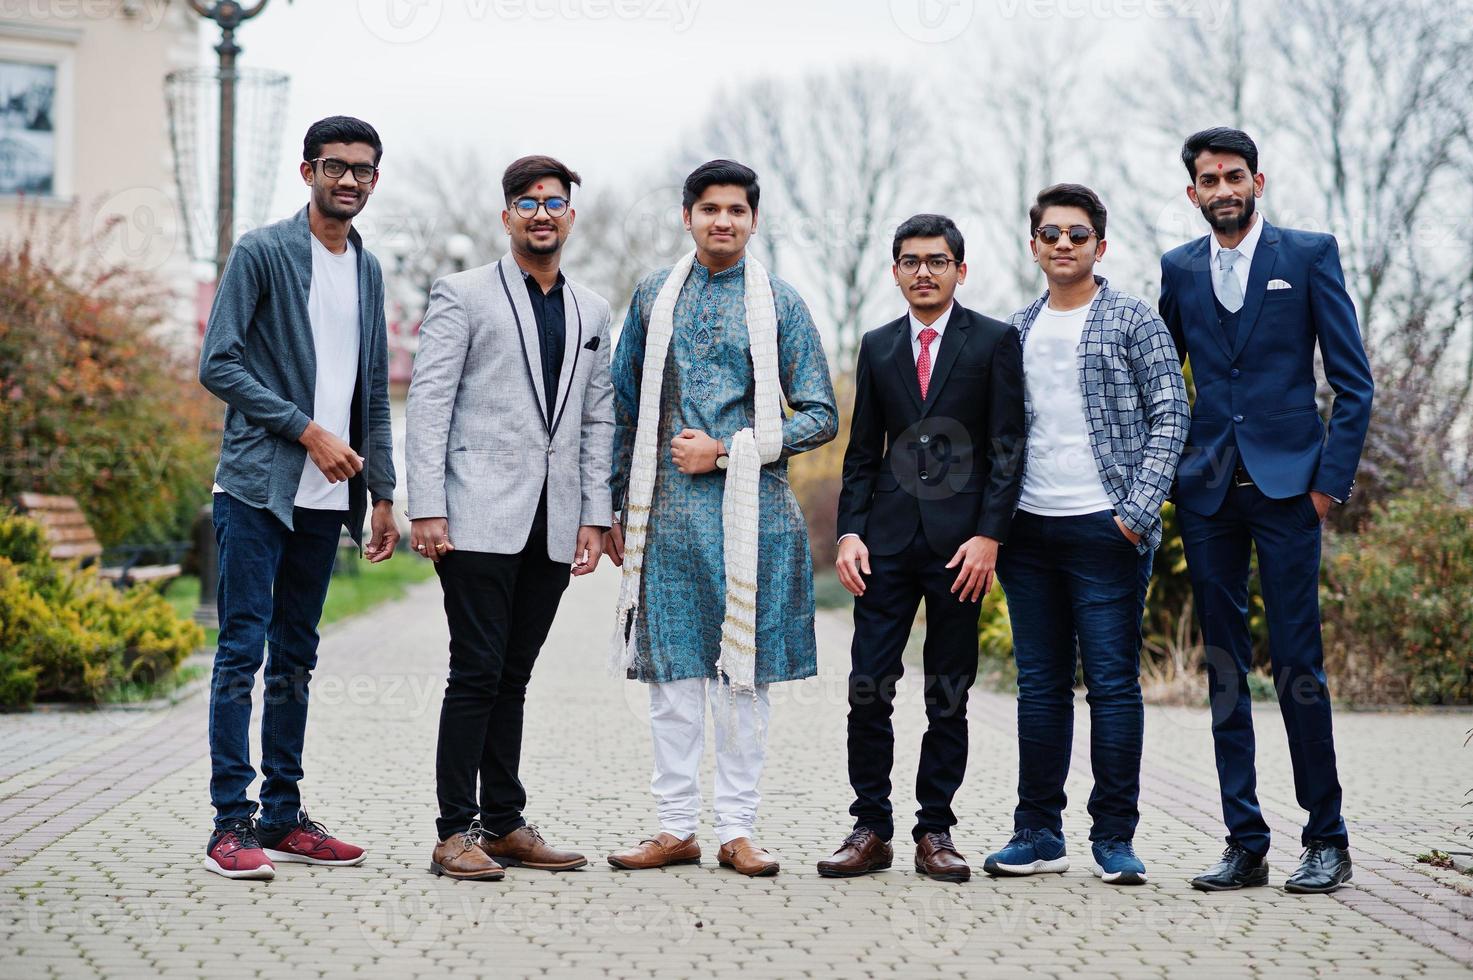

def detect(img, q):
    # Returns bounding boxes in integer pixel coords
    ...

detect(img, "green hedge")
[0,513,202,709]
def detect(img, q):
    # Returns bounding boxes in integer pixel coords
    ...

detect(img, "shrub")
[1321,491,1473,705]
[0,513,202,708]
[0,211,219,547]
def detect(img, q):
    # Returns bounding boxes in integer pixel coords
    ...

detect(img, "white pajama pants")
[648,677,772,845]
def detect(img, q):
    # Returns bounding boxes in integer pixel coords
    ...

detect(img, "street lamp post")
[186,0,277,280]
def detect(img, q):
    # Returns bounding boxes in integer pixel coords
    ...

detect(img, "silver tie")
[1215,247,1244,313]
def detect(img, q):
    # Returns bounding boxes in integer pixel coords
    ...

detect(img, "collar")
[909,300,955,342]
[519,265,566,292]
[1210,211,1265,265]
[692,255,746,281]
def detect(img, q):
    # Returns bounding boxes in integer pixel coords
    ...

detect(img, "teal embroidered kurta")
[610,258,837,684]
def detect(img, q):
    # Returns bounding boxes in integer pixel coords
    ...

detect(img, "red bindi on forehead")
[537,183,544,190]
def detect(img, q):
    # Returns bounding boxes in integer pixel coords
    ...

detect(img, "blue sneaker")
[1091,838,1147,885]
[982,828,1069,877]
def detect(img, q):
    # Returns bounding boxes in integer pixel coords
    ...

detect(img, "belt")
[1232,464,1255,488]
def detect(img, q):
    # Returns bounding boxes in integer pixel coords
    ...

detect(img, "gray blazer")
[198,206,395,544]
[406,252,614,562]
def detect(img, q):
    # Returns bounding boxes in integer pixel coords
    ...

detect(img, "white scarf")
[609,249,784,697]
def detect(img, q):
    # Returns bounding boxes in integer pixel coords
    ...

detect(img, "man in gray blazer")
[407,155,614,881]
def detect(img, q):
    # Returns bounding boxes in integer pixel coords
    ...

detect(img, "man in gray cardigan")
[197,116,398,881]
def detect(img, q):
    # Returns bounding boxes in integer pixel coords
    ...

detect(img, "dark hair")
[501,155,581,204]
[682,159,760,211]
[1181,127,1259,180]
[1028,183,1107,240]
[892,213,965,263]
[303,115,382,165]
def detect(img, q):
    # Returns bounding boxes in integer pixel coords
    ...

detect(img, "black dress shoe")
[1284,841,1352,894]
[1190,844,1269,891]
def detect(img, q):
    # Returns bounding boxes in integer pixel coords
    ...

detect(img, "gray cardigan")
[198,206,396,543]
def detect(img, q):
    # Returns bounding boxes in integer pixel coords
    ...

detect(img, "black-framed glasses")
[513,196,570,219]
[897,256,960,275]
[311,157,378,183]
[1035,224,1096,246]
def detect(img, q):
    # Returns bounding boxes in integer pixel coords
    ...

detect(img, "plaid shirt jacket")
[1009,277,1189,554]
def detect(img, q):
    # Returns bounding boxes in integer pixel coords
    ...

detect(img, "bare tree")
[683,66,930,365]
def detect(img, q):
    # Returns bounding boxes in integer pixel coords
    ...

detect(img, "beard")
[1201,191,1256,234]
[524,234,561,255]
[316,186,365,221]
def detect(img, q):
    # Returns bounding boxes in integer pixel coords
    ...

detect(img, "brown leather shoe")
[817,827,894,878]
[607,832,701,870]
[717,838,780,877]
[479,825,587,871]
[915,831,971,882]
[430,823,505,881]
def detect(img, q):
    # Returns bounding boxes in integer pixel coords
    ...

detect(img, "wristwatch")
[715,448,729,471]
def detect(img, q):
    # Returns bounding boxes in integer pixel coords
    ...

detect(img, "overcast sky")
[214,0,1203,220]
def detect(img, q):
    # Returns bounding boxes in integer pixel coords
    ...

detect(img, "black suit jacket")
[836,303,1025,558]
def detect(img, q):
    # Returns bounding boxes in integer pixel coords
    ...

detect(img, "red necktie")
[917,326,938,400]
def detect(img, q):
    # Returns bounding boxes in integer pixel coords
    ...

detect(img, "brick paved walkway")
[1,563,1469,978]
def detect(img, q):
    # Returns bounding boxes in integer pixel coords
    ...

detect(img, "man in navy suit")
[1159,128,1373,894]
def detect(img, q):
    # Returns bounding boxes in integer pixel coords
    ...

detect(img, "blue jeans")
[208,493,344,831]
[996,509,1153,843]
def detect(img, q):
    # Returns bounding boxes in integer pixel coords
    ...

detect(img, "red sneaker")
[260,813,367,866]
[205,821,276,880]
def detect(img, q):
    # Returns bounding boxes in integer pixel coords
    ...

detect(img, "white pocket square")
[1267,279,1293,290]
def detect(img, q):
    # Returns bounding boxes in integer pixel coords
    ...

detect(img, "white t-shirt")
[1018,296,1113,517]
[294,236,361,510]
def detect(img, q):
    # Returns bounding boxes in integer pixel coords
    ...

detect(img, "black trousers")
[433,497,569,839]
[847,525,983,842]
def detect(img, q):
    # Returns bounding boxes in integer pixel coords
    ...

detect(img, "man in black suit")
[818,214,1025,883]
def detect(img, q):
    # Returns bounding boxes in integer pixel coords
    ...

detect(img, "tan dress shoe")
[607,832,701,870]
[717,837,780,877]
[915,831,971,883]
[430,824,506,881]
[479,825,587,871]
[817,827,894,877]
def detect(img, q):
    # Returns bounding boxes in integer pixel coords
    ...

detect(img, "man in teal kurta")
[604,160,836,876]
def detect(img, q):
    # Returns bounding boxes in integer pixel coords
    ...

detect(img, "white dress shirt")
[1209,210,1265,300]
[909,301,954,385]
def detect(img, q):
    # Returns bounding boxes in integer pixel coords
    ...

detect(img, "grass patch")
[813,568,853,611]
[165,553,438,651]
[99,663,208,705]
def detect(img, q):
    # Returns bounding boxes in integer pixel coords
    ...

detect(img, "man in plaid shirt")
[982,183,1188,887]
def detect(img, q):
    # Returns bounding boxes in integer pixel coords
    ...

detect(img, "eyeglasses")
[897,256,960,275]
[513,196,570,219]
[1035,224,1097,246]
[311,157,378,183]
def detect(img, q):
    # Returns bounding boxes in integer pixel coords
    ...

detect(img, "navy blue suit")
[1159,219,1373,856]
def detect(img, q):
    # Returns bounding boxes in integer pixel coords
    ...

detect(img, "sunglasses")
[513,196,570,219]
[1035,224,1097,246]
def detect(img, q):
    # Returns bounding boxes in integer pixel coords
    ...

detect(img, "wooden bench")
[16,493,184,588]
